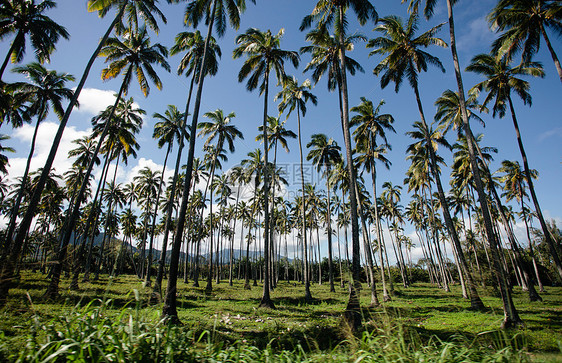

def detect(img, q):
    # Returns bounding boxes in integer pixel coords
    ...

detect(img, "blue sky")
[2,0,561,259]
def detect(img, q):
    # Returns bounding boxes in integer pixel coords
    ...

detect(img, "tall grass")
[0,293,533,362]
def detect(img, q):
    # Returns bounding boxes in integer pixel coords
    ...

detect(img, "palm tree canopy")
[256,116,296,153]
[275,76,318,119]
[0,0,69,65]
[434,89,486,138]
[10,62,75,122]
[100,26,170,97]
[300,28,365,91]
[488,0,562,62]
[87,0,167,35]
[306,133,342,174]
[184,0,255,38]
[300,0,377,31]
[233,28,299,94]
[152,104,186,149]
[198,109,243,153]
[368,13,447,92]
[169,30,221,79]
[466,53,544,118]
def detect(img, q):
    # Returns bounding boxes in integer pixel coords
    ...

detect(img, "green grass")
[0,272,561,362]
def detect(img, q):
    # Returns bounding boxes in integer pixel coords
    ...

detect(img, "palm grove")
[0,0,561,331]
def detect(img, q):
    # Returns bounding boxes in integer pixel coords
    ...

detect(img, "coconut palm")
[488,0,562,83]
[0,134,14,175]
[307,133,341,293]
[276,75,317,301]
[301,0,376,329]
[198,109,243,292]
[0,0,69,80]
[163,0,253,322]
[12,0,167,280]
[369,12,487,311]
[351,97,395,301]
[39,27,169,299]
[466,53,561,282]
[406,0,516,326]
[233,27,298,308]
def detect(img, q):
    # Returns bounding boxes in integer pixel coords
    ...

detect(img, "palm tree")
[233,27,298,309]
[10,0,167,282]
[276,76,317,301]
[466,53,561,282]
[150,105,186,294]
[0,0,69,80]
[307,133,341,293]
[351,97,395,301]
[406,0,519,327]
[198,109,243,292]
[40,26,169,299]
[0,64,74,296]
[0,134,14,175]
[488,0,562,83]
[369,12,487,311]
[301,0,377,330]
[163,0,254,322]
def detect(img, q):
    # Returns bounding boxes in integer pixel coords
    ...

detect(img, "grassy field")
[0,272,561,361]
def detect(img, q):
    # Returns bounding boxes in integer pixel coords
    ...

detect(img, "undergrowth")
[0,294,535,363]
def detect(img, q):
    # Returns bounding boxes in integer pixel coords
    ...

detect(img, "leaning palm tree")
[301,0,377,330]
[0,0,69,80]
[406,0,515,326]
[9,1,167,285]
[351,97,395,302]
[276,76,317,301]
[307,133,341,293]
[488,0,562,83]
[40,26,169,299]
[163,0,254,322]
[369,12,487,312]
[466,53,561,282]
[233,27,298,309]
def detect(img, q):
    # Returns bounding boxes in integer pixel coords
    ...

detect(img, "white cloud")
[7,121,91,182]
[538,127,562,141]
[75,88,118,116]
[457,17,495,53]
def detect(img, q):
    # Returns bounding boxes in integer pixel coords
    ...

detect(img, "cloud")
[7,121,91,182]
[538,127,562,141]
[75,88,118,116]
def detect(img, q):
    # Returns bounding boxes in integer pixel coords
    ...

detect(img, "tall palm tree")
[351,97,395,301]
[3,63,74,250]
[307,133,341,293]
[466,53,561,282]
[276,76,317,301]
[0,134,14,175]
[150,105,186,294]
[40,26,169,299]
[163,0,254,322]
[11,1,167,283]
[488,0,562,83]
[0,0,69,80]
[369,12,486,311]
[233,27,298,309]
[301,0,376,330]
[198,109,243,292]
[406,0,519,327]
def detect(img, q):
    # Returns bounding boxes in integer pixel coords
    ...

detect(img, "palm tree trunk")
[4,118,41,250]
[507,95,562,280]
[0,7,125,305]
[370,167,390,301]
[540,23,562,83]
[297,108,312,302]
[447,0,521,328]
[259,65,274,309]
[162,0,217,322]
[326,167,335,293]
[0,31,23,81]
